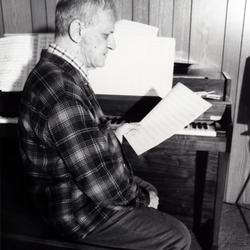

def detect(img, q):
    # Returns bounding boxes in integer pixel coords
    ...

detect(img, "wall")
[0,0,249,203]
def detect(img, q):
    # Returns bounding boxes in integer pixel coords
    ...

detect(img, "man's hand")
[148,191,159,209]
[114,122,140,143]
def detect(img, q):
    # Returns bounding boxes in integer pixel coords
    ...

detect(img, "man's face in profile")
[80,9,116,68]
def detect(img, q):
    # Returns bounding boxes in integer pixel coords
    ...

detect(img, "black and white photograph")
[0,1,249,249]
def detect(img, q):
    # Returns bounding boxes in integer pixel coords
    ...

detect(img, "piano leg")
[193,151,209,233]
[212,152,230,249]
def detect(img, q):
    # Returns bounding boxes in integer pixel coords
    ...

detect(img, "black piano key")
[202,123,208,129]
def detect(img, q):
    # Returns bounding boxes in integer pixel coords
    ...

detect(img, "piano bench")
[1,143,120,249]
[1,208,118,250]
[1,207,202,250]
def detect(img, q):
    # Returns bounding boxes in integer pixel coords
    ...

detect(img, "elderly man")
[18,0,191,249]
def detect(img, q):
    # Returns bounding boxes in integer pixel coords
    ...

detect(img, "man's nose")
[107,34,116,50]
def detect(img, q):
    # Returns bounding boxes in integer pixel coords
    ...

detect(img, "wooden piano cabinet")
[96,72,232,249]
[122,127,231,249]
[212,152,230,250]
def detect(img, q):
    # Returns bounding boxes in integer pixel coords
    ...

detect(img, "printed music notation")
[124,83,212,155]
[0,33,54,92]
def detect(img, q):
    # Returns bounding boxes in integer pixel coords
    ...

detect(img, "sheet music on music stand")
[89,20,175,97]
[124,83,212,155]
[0,33,54,92]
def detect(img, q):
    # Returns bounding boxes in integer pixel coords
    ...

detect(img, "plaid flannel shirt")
[18,45,149,240]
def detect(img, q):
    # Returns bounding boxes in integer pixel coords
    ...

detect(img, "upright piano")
[0,68,232,249]
[96,70,232,249]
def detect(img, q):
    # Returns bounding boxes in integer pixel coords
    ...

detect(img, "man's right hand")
[114,122,140,143]
[148,191,159,209]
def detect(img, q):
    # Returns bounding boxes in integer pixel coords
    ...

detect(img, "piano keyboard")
[0,116,217,137]
[106,116,217,137]
[176,122,216,137]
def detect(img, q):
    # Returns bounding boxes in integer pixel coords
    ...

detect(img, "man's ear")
[69,19,82,43]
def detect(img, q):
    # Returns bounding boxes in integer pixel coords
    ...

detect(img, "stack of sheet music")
[0,33,54,91]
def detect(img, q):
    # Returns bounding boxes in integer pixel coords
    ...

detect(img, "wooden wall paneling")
[222,0,246,118]
[149,0,173,37]
[189,0,227,72]
[1,0,32,33]
[132,0,149,24]
[45,0,57,31]
[173,0,192,62]
[31,0,47,32]
[114,0,132,21]
[0,0,4,36]
[226,0,250,203]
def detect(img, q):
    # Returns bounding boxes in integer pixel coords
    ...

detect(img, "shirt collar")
[47,43,88,80]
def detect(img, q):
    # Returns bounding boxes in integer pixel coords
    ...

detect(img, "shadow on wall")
[234,57,250,231]
[237,56,250,139]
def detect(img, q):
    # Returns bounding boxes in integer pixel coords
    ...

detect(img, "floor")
[188,202,250,250]
[218,203,250,250]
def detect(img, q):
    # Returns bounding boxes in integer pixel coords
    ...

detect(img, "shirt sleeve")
[134,176,158,195]
[47,97,149,208]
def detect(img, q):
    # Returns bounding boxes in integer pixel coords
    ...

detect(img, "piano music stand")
[235,170,250,234]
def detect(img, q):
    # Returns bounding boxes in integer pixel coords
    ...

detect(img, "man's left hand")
[148,191,159,209]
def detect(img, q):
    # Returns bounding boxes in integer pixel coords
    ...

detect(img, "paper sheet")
[88,19,174,97]
[0,33,54,91]
[124,83,212,155]
[0,35,36,91]
[89,36,175,97]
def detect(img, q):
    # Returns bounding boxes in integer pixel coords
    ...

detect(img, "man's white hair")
[55,0,116,38]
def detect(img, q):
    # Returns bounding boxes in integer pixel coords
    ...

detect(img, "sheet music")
[88,20,174,97]
[0,35,37,91]
[124,83,212,155]
[89,36,175,97]
[0,33,54,92]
